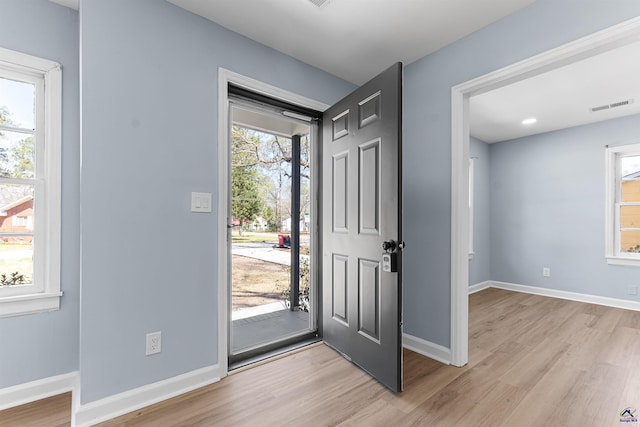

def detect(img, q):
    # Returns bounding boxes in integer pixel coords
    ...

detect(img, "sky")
[622,155,640,177]
[0,77,35,149]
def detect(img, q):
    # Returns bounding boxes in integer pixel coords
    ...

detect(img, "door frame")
[217,68,329,376]
[450,17,640,367]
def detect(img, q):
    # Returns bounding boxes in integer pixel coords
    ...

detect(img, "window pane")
[0,77,35,130]
[622,155,640,202]
[0,182,34,225]
[622,178,640,202]
[0,240,33,285]
[0,183,34,284]
[620,205,640,228]
[0,130,35,179]
[621,230,640,254]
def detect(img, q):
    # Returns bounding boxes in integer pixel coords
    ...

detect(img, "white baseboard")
[403,333,451,365]
[468,281,492,294]
[489,281,640,312]
[74,364,222,427]
[0,371,78,411]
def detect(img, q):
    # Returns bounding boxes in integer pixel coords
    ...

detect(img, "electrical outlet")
[146,332,161,356]
[629,286,638,296]
[543,267,551,277]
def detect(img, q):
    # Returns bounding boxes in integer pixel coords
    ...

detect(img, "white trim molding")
[74,364,221,427]
[486,281,640,312]
[468,281,492,294]
[0,371,78,411]
[403,333,452,365]
[450,16,640,371]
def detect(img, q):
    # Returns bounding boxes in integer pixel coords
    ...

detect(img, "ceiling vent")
[590,99,634,113]
[308,0,330,7]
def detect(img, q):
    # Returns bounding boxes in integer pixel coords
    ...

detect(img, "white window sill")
[606,257,640,267]
[0,292,62,318]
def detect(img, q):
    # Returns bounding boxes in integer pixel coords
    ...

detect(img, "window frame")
[0,47,62,317]
[605,143,640,266]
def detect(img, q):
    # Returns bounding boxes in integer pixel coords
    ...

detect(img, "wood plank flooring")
[0,392,71,427]
[4,288,640,426]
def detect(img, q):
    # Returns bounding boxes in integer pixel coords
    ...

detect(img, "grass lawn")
[0,243,31,252]
[0,242,33,283]
[231,232,281,244]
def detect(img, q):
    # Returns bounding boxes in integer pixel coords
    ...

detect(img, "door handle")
[382,240,404,273]
[382,240,405,252]
[382,240,396,252]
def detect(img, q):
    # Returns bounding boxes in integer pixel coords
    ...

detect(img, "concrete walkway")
[231,307,310,352]
[232,301,287,321]
[231,243,292,266]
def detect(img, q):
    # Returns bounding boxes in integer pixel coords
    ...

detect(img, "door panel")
[332,152,349,233]
[359,139,380,234]
[322,63,402,392]
[358,258,380,342]
[332,254,348,324]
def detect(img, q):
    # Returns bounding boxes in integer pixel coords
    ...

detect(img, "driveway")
[232,242,291,266]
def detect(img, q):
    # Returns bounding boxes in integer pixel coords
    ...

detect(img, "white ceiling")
[167,0,535,85]
[49,0,77,9]
[470,40,640,143]
[48,0,640,143]
[231,104,310,138]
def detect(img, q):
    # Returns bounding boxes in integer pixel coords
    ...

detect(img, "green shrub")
[0,272,26,286]
[279,257,310,312]
[627,244,640,253]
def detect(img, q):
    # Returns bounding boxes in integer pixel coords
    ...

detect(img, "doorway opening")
[218,65,403,390]
[450,17,640,368]
[228,87,321,365]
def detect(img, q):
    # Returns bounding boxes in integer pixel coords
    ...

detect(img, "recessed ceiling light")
[308,0,330,7]
[522,118,537,125]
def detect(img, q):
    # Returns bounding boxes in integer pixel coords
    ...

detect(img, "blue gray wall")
[402,0,640,348]
[469,137,491,285]
[0,0,80,389]
[79,0,354,404]
[490,114,640,300]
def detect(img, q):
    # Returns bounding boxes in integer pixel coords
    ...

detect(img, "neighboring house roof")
[623,170,640,181]
[0,195,33,216]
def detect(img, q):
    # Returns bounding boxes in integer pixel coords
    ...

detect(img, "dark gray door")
[322,63,403,392]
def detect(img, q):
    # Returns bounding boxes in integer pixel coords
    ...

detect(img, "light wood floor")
[4,288,640,426]
[0,392,71,427]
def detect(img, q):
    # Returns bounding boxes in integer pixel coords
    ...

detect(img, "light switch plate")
[191,192,212,213]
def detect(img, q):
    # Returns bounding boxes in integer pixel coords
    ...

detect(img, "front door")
[322,63,403,391]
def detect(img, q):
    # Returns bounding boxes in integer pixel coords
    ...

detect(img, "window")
[0,47,61,317]
[606,144,640,266]
[12,215,30,227]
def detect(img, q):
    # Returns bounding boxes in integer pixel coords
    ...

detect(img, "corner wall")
[0,0,80,389]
